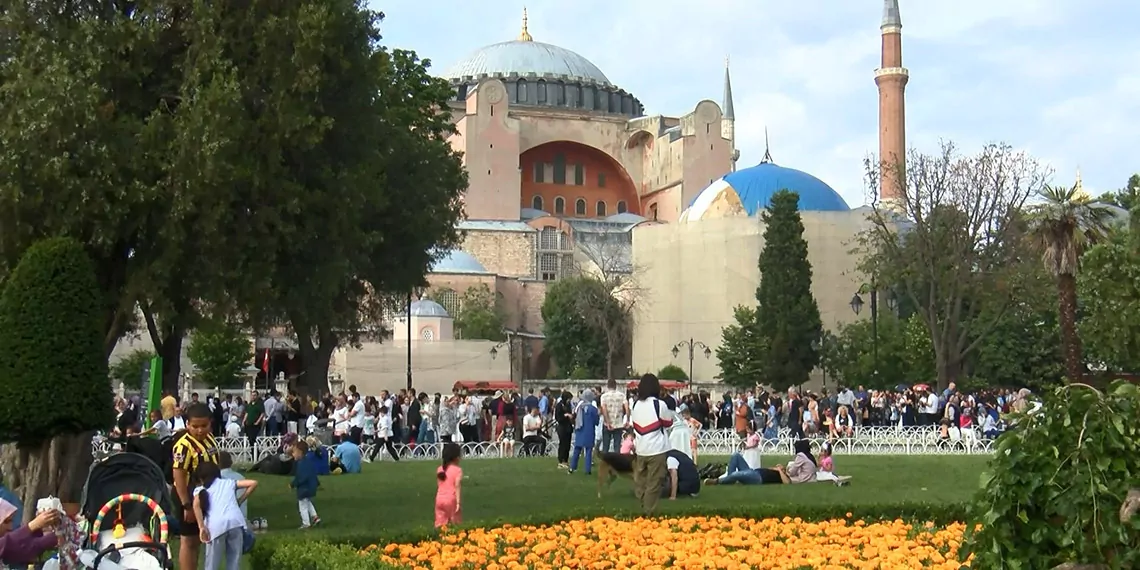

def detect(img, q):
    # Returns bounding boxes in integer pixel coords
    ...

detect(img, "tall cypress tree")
[753,190,823,390]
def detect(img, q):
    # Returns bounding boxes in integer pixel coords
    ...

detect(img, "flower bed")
[368,515,969,569]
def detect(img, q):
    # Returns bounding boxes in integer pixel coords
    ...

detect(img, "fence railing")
[92,425,996,464]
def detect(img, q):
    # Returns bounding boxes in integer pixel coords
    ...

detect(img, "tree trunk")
[0,433,94,524]
[1057,273,1084,383]
[157,331,184,395]
[295,324,336,399]
[933,344,961,391]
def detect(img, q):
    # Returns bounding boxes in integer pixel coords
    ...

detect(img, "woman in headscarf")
[0,499,62,567]
[568,389,600,475]
[774,439,818,484]
[554,391,574,469]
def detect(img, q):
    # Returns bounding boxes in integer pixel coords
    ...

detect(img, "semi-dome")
[430,249,488,274]
[444,40,612,86]
[690,160,849,216]
[410,299,450,318]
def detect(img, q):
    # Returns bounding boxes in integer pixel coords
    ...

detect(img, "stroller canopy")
[81,452,174,528]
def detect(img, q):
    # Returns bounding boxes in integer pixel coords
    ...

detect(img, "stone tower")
[722,57,739,172]
[875,0,908,203]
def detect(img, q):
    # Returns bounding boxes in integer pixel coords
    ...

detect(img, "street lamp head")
[886,290,898,312]
[702,346,712,359]
[671,346,680,358]
[849,293,864,315]
[489,346,498,359]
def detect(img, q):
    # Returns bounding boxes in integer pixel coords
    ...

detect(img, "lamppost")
[849,284,897,378]
[406,288,424,391]
[489,335,514,385]
[811,332,836,388]
[671,338,712,390]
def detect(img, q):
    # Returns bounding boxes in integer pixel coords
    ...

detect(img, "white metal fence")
[92,426,996,464]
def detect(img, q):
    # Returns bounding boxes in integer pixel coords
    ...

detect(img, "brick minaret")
[875,0,908,204]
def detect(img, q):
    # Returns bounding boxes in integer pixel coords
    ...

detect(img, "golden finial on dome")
[518,7,533,41]
[1074,167,1090,201]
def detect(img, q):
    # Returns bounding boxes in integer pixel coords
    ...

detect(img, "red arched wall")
[520,141,640,217]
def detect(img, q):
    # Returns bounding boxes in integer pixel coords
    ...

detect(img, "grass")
[239,454,988,541]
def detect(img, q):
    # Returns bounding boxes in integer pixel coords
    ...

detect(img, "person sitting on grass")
[773,439,818,485]
[814,441,851,486]
[331,439,362,474]
[0,500,60,567]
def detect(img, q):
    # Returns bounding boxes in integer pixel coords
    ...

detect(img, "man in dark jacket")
[661,449,700,499]
[406,391,421,444]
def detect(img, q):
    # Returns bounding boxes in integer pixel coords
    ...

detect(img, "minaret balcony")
[874,67,909,78]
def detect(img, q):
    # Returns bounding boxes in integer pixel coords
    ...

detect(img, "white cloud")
[372,0,1140,201]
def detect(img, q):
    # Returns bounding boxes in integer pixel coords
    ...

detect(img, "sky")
[367,0,1140,208]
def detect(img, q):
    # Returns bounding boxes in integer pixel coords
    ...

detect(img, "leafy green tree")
[716,306,763,389]
[452,284,506,341]
[1095,173,1139,211]
[109,349,157,390]
[720,190,821,392]
[0,238,113,518]
[1027,183,1116,382]
[541,277,611,378]
[968,282,1064,390]
[1079,230,1140,373]
[826,314,934,390]
[963,382,1140,568]
[657,364,689,382]
[860,142,1048,389]
[188,320,252,388]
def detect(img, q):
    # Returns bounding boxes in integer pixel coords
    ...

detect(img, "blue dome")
[430,249,487,274]
[410,299,450,318]
[694,162,849,215]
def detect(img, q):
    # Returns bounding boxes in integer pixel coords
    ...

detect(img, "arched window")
[554,196,566,215]
[517,79,528,103]
[575,198,587,216]
[536,80,547,104]
[596,200,607,217]
[532,195,544,211]
[616,200,628,214]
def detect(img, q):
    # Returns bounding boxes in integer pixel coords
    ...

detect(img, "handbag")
[242,527,256,554]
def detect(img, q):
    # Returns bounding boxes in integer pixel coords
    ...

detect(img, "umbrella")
[913,383,931,391]
[895,384,909,392]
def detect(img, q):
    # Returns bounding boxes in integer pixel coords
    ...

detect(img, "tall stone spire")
[875,0,908,204]
[722,56,735,121]
[518,7,533,41]
[722,56,739,171]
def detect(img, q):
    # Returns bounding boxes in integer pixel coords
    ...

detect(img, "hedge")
[250,501,970,570]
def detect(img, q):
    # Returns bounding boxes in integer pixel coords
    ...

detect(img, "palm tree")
[1027,181,1115,383]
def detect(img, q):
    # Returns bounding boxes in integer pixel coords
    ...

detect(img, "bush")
[252,501,970,569]
[187,319,252,388]
[657,364,688,381]
[963,381,1140,569]
[109,348,156,390]
[0,237,112,444]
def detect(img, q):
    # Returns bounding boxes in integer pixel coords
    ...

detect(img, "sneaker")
[259,518,268,530]
[299,525,311,530]
[557,463,569,470]
[835,476,852,486]
[311,516,322,527]
[567,469,575,475]
[703,478,719,486]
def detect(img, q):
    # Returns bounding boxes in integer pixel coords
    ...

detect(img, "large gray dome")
[443,40,612,86]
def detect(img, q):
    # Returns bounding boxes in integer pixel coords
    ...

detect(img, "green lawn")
[240,454,988,541]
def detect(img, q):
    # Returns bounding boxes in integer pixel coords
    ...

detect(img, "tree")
[825,314,934,390]
[0,238,113,520]
[227,6,467,395]
[452,285,506,341]
[1027,183,1115,382]
[1079,229,1140,373]
[1095,173,1139,211]
[109,349,157,390]
[574,232,641,379]
[720,190,822,392]
[657,364,688,381]
[716,306,763,389]
[860,142,1049,390]
[541,277,612,378]
[188,320,252,388]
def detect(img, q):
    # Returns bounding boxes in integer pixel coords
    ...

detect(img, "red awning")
[453,380,519,393]
[627,379,688,391]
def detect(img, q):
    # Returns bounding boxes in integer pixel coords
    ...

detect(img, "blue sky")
[368,0,1139,208]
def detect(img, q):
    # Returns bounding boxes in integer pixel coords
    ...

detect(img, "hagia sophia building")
[202,1,908,394]
[324,1,915,393]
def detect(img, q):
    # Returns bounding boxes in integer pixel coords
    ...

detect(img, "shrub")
[109,348,156,390]
[0,237,112,444]
[187,319,252,387]
[657,364,688,381]
[963,381,1140,569]
[251,539,403,570]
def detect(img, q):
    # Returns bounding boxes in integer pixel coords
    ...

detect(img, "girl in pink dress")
[434,443,463,528]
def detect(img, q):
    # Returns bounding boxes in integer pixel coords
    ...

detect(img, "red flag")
[261,348,270,374]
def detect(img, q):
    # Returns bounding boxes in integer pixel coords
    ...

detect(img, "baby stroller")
[77,452,174,569]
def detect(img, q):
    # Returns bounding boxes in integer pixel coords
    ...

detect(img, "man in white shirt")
[348,396,366,444]
[599,379,629,454]
[630,374,673,515]
[521,407,545,455]
[263,393,280,436]
[921,390,940,426]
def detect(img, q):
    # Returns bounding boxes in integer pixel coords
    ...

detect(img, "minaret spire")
[722,56,735,121]
[761,127,773,163]
[518,7,533,41]
[875,0,908,205]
